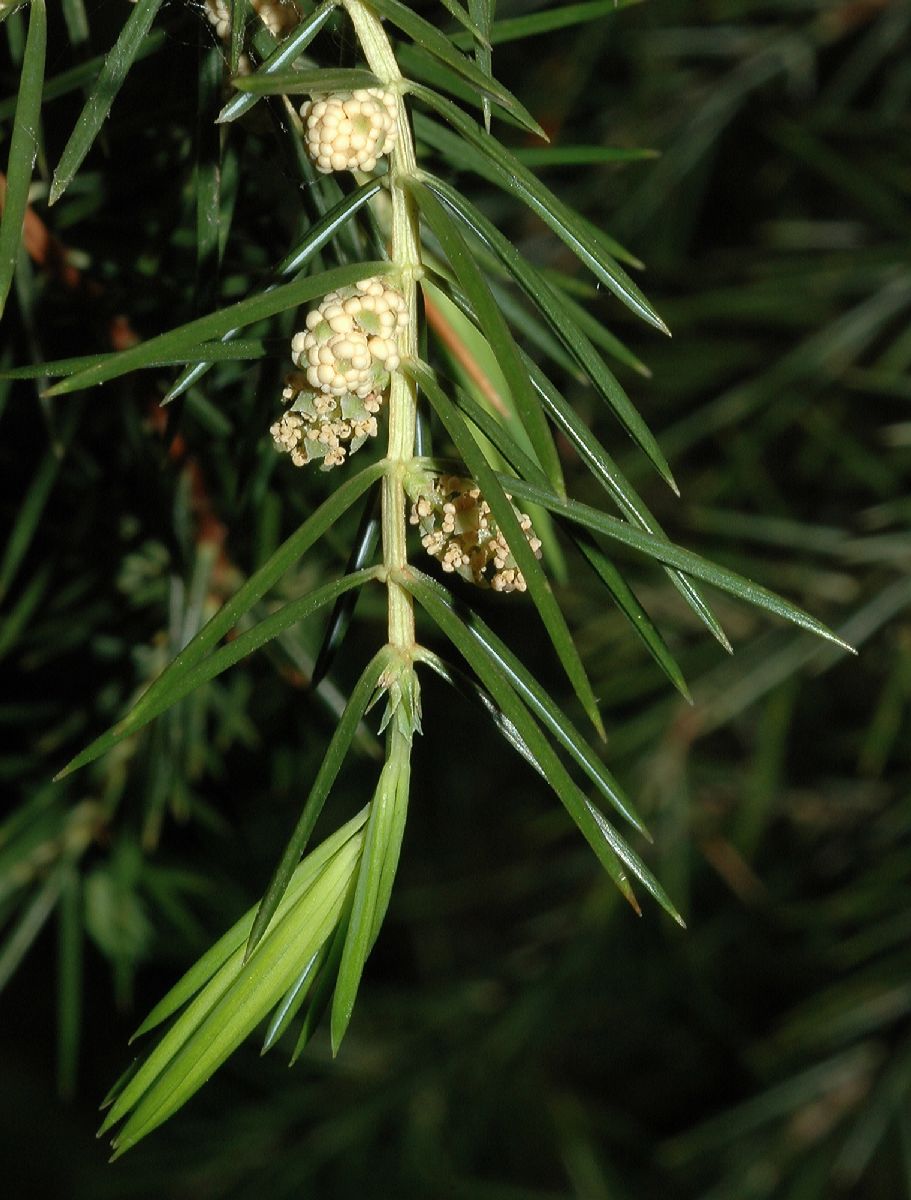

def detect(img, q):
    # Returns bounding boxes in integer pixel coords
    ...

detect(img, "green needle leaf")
[311,488,382,690]
[0,861,65,995]
[229,0,246,77]
[496,477,857,654]
[99,1061,143,1114]
[43,261,392,397]
[574,536,692,703]
[50,0,165,206]
[399,43,526,134]
[411,91,669,333]
[445,382,690,701]
[105,838,363,1156]
[409,176,563,491]
[405,358,605,739]
[0,30,167,122]
[0,0,46,319]
[55,466,385,779]
[451,0,643,45]
[231,67,381,95]
[421,172,676,487]
[162,570,382,753]
[165,181,383,403]
[60,570,377,781]
[245,645,393,961]
[462,607,650,836]
[514,145,659,167]
[217,0,339,124]
[274,182,385,276]
[1,341,270,381]
[260,945,327,1054]
[368,0,545,137]
[415,113,640,269]
[468,0,495,131]
[442,0,489,44]
[289,916,348,1064]
[408,491,648,818]
[130,810,369,1041]
[331,730,411,1053]
[544,278,652,377]
[524,363,732,653]
[0,563,52,663]
[404,569,683,924]
[417,647,545,776]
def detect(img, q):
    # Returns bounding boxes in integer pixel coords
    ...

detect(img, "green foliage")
[49,0,164,206]
[1,0,907,1193]
[0,0,44,316]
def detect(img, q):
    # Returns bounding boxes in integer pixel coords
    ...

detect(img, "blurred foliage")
[1,0,909,1196]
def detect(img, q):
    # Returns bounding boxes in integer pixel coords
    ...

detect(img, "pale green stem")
[344,0,420,654]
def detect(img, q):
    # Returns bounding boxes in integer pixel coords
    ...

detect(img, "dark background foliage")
[2,0,910,1196]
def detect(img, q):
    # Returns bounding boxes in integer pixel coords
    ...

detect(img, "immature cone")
[204,0,300,41]
[271,278,407,471]
[252,0,301,39]
[301,89,398,174]
[204,0,232,40]
[407,475,543,593]
[291,278,407,399]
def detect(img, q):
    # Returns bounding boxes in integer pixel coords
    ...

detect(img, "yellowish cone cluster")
[301,89,398,174]
[252,0,301,38]
[204,0,232,40]
[291,278,407,398]
[271,279,407,471]
[407,475,543,593]
[204,0,300,47]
